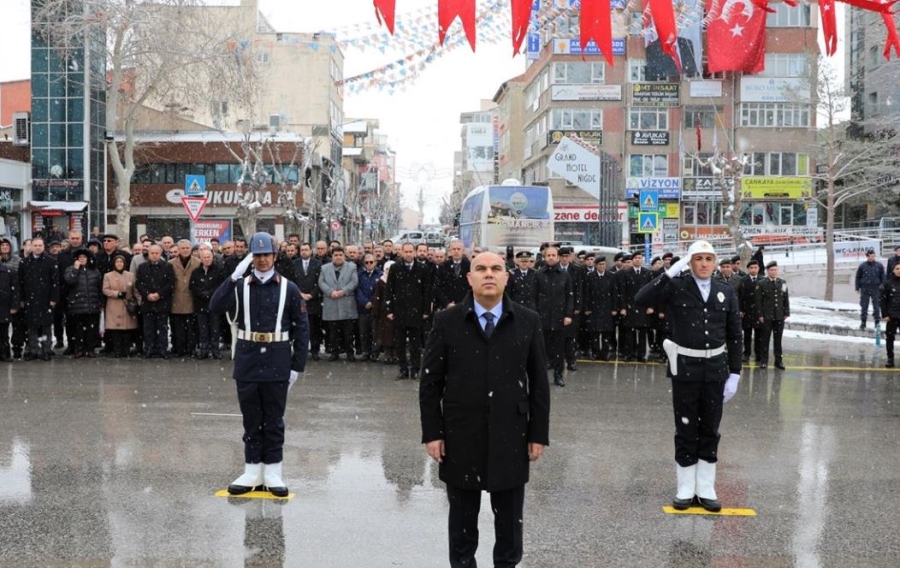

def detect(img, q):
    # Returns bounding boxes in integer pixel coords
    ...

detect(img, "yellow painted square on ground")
[214,489,295,500]
[663,506,756,516]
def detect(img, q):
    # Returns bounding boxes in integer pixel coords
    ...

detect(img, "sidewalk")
[787,296,879,340]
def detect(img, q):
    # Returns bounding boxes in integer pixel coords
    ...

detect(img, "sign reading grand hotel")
[632,83,680,107]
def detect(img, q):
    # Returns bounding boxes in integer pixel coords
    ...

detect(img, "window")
[555,15,579,36]
[740,103,810,127]
[256,51,270,64]
[684,152,714,176]
[629,154,668,177]
[766,3,811,27]
[762,54,809,77]
[742,152,809,175]
[684,108,719,128]
[681,201,724,225]
[628,107,668,130]
[553,62,605,84]
[552,108,603,129]
[628,59,646,82]
[525,80,541,111]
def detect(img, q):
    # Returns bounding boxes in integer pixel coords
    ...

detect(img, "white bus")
[458,180,554,251]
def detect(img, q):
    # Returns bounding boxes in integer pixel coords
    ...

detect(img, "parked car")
[389,230,446,249]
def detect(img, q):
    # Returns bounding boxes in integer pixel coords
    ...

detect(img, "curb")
[784,321,879,339]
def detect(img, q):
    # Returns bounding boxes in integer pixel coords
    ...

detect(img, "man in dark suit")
[293,243,323,360]
[535,245,574,386]
[755,260,790,370]
[434,240,471,309]
[739,259,762,364]
[507,251,538,311]
[420,251,550,568]
[635,240,742,513]
[614,251,654,361]
[386,243,432,380]
[584,256,615,360]
[558,247,585,371]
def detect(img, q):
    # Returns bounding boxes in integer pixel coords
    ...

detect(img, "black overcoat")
[614,267,654,328]
[534,264,573,331]
[584,270,615,332]
[420,294,550,492]
[561,263,586,339]
[385,261,432,328]
[507,268,538,312]
[0,264,19,323]
[434,257,471,308]
[293,257,323,316]
[19,254,60,327]
[755,278,790,322]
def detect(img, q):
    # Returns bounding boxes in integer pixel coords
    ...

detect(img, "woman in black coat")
[64,248,103,357]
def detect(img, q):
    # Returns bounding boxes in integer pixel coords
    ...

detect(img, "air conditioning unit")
[13,112,29,146]
[269,114,282,133]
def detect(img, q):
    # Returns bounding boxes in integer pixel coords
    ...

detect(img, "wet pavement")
[1,337,899,567]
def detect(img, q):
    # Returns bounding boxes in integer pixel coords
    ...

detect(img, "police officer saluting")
[210,232,309,497]
[635,241,742,512]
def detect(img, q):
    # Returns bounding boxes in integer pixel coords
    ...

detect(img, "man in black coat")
[386,243,432,380]
[739,259,762,364]
[534,245,573,386]
[18,237,60,361]
[0,262,19,361]
[434,240,471,310]
[558,247,585,371]
[420,251,550,568]
[507,251,538,311]
[190,247,227,359]
[635,240,742,513]
[293,243,323,360]
[584,256,615,360]
[135,244,175,358]
[755,260,790,370]
[614,251,654,361]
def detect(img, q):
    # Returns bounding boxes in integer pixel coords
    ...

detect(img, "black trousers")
[447,484,525,568]
[621,327,648,359]
[308,313,324,353]
[68,313,99,353]
[742,325,761,360]
[53,301,66,343]
[590,331,611,359]
[358,313,375,354]
[395,324,422,373]
[887,319,900,359]
[0,321,10,359]
[758,319,785,364]
[236,380,288,464]
[170,313,196,355]
[672,378,725,467]
[106,329,132,357]
[543,329,565,373]
[196,312,221,355]
[327,319,356,357]
[142,311,169,356]
[11,311,26,355]
[26,323,53,356]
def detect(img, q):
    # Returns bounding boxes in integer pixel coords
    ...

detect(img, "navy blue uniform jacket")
[420,294,550,492]
[209,273,309,381]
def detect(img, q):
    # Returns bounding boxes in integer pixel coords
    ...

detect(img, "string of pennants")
[329,0,899,94]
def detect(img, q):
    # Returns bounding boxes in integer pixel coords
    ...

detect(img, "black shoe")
[887,360,895,368]
[636,356,648,363]
[227,484,261,496]
[554,372,565,387]
[697,496,722,512]
[860,323,866,330]
[567,363,577,371]
[211,352,222,360]
[759,362,767,369]
[311,352,320,361]
[41,353,52,361]
[266,485,289,498]
[672,497,693,511]
[410,370,420,381]
[328,353,340,362]
[347,354,357,363]
[395,370,409,380]
[54,341,64,349]
[775,361,785,370]
[741,355,749,363]
[23,353,37,361]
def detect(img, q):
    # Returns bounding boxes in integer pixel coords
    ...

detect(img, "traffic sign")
[182,196,208,222]
[638,212,659,234]
[639,189,658,211]
[185,174,206,196]
[330,220,342,232]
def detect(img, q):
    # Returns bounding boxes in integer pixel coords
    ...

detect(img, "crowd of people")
[0,230,788,379]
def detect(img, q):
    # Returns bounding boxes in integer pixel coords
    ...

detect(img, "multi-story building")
[845,7,900,128]
[489,3,821,249]
[452,102,500,209]
[341,119,400,242]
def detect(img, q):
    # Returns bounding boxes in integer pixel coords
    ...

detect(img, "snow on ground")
[784,329,877,345]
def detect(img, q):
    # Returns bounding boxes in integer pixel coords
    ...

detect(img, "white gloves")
[289,370,299,391]
[723,373,740,403]
[231,254,254,281]
[665,256,691,279]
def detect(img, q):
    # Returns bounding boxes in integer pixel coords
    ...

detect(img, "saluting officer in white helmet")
[210,232,309,497]
[635,240,742,512]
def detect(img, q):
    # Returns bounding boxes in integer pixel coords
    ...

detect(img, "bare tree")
[33,0,259,244]
[693,151,750,259]
[809,59,900,300]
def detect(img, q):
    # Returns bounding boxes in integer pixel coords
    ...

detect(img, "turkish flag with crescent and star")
[706,0,767,73]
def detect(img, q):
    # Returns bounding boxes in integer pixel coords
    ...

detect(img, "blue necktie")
[483,312,495,338]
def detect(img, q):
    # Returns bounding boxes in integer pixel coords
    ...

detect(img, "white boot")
[695,460,722,512]
[228,463,263,495]
[673,464,696,510]
[263,461,289,497]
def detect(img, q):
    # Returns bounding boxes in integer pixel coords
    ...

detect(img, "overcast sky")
[0,0,525,226]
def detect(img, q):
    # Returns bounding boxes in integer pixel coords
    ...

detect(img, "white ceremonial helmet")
[687,240,717,260]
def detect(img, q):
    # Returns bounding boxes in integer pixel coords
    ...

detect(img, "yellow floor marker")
[663,506,756,516]
[215,489,295,500]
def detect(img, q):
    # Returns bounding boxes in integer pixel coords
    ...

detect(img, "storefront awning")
[29,201,88,212]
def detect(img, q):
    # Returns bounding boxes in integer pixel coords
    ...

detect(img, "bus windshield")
[459,184,553,250]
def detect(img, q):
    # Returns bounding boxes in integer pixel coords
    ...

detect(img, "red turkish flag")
[580,0,614,66]
[645,0,682,71]
[439,0,477,51]
[510,0,532,55]
[706,0,767,73]
[373,0,396,34]
[819,0,837,55]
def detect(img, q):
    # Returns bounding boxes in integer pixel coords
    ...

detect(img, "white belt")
[236,330,290,343]
[662,339,725,376]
